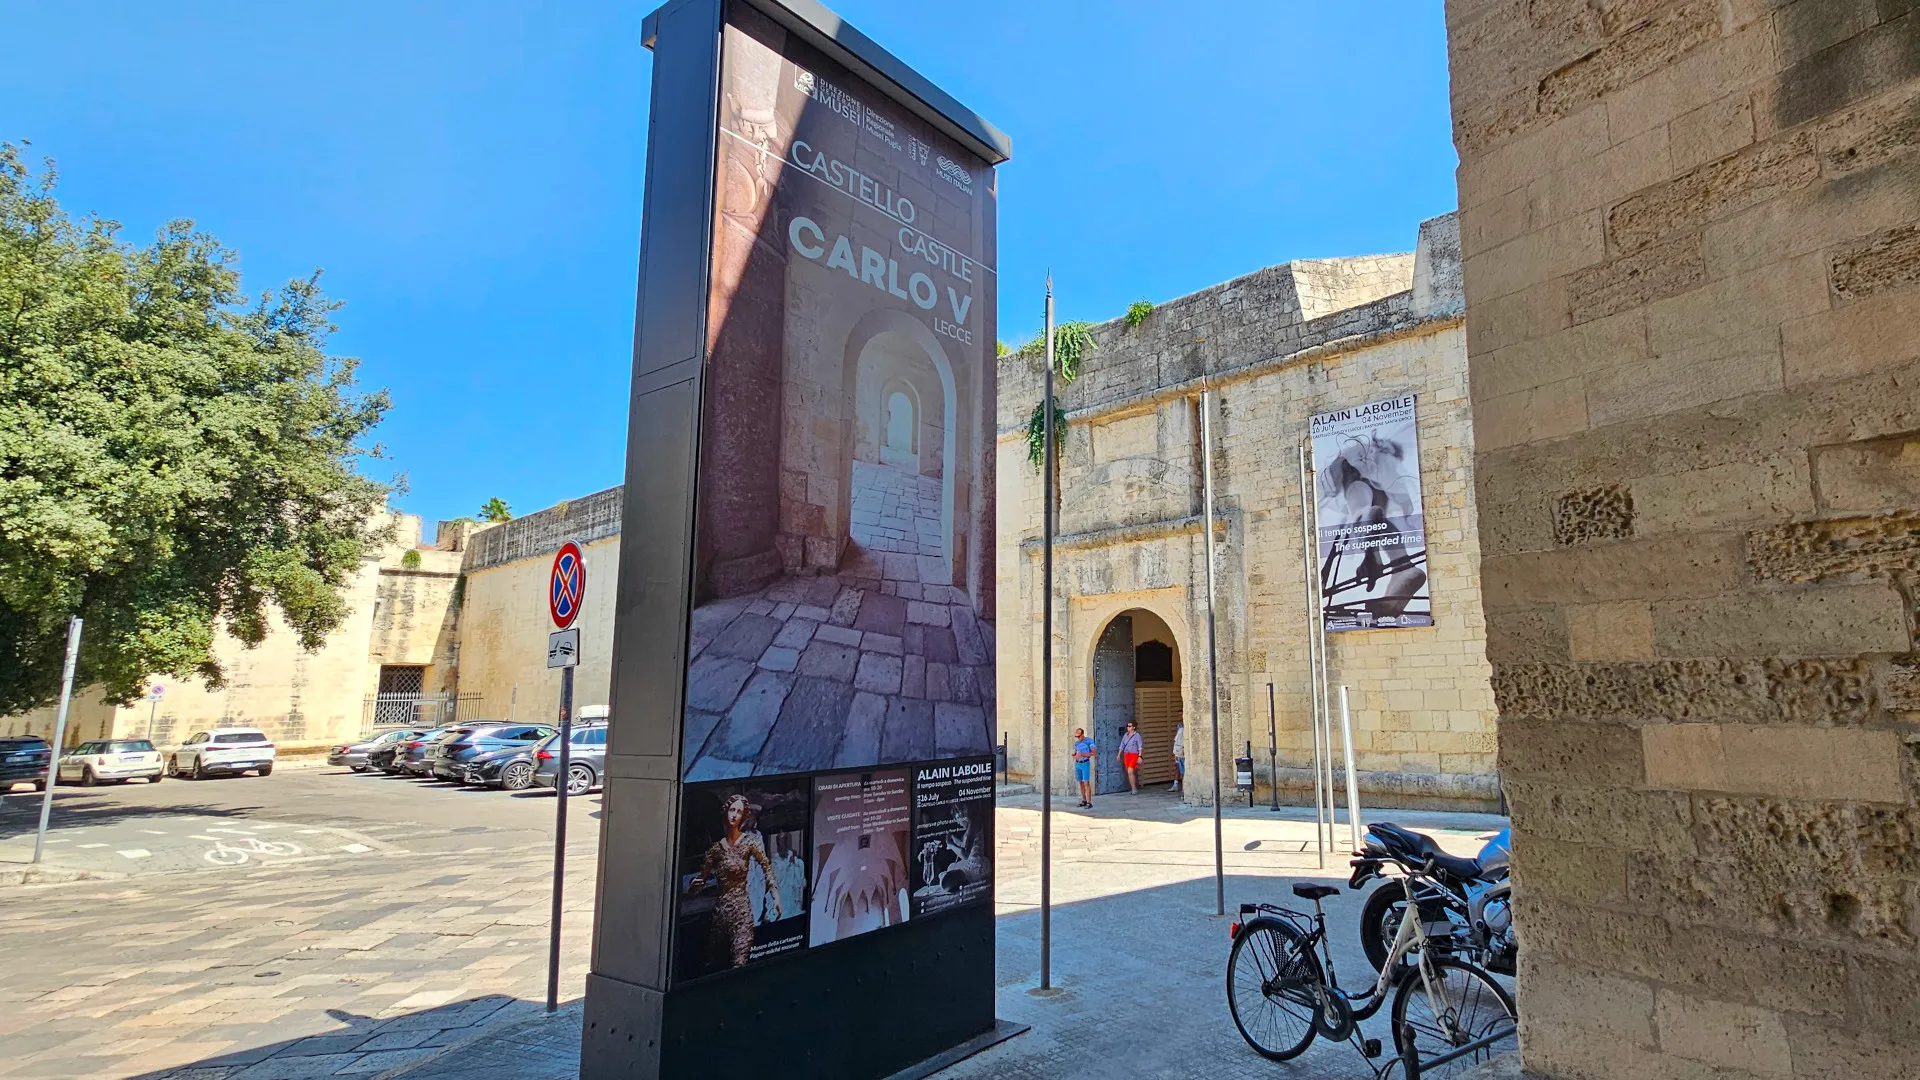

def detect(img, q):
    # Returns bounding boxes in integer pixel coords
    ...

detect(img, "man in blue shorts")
[1072,727,1097,808]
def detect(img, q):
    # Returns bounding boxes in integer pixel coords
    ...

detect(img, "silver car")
[327,729,421,771]
[531,722,608,795]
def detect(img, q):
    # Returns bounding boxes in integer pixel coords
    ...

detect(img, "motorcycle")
[1349,821,1516,977]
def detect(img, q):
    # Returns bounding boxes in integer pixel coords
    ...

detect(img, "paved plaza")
[1,762,1504,1079]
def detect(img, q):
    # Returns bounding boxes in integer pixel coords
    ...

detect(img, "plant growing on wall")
[1125,299,1153,327]
[479,497,512,522]
[401,550,422,569]
[1020,320,1095,467]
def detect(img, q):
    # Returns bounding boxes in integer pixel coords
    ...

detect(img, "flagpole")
[1039,273,1056,991]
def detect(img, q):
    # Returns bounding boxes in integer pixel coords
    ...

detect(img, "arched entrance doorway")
[1089,609,1183,795]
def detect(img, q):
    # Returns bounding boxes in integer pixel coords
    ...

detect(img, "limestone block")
[1493,657,1877,727]
[1782,1014,1920,1080]
[1481,533,1747,611]
[1567,601,1655,661]
[1651,582,1910,657]
[1830,221,1920,300]
[1516,954,1655,1063]
[1843,951,1920,1045]
[1511,839,1629,905]
[1567,236,1708,324]
[1747,509,1920,583]
[1505,778,1696,855]
[1702,159,1920,278]
[1465,276,1570,355]
[1609,132,1821,255]
[1552,484,1636,546]
[1595,20,1770,144]
[1653,991,1791,1077]
[1631,456,1815,535]
[1586,333,1784,428]
[1670,92,1758,173]
[1810,435,1920,513]
[1537,1,1720,120]
[1773,10,1920,129]
[1464,211,1606,302]
[1472,376,1589,452]
[1642,723,1907,802]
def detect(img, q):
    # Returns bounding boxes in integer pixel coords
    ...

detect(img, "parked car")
[372,728,447,774]
[531,719,609,795]
[328,729,421,771]
[59,739,165,785]
[0,736,53,792]
[398,726,474,776]
[167,727,277,779]
[436,724,554,782]
[426,722,516,780]
[458,737,556,791]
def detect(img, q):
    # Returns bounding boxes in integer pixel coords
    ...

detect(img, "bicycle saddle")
[1367,822,1482,882]
[1292,883,1340,901]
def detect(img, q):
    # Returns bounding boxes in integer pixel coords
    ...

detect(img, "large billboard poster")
[809,769,912,946]
[909,759,994,916]
[679,5,997,784]
[1310,395,1433,632]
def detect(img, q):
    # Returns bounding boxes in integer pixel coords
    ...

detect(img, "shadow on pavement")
[0,791,265,839]
[116,995,581,1080]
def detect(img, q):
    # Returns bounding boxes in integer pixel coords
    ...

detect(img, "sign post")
[145,683,164,740]
[32,617,83,865]
[546,541,584,1014]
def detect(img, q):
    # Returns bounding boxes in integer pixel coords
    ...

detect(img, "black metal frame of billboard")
[582,1,1013,1077]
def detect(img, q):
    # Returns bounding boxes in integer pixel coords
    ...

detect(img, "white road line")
[117,849,151,859]
[188,835,216,841]
[340,843,371,854]
[298,829,324,835]
[252,824,282,830]
[205,828,252,835]
[140,830,167,836]
[77,843,106,849]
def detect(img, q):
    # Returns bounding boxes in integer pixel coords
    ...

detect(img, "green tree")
[0,146,392,713]
[479,497,512,523]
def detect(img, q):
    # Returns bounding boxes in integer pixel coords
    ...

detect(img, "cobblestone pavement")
[2,765,1504,1080]
[395,789,1506,1080]
[681,464,995,781]
[0,764,601,1080]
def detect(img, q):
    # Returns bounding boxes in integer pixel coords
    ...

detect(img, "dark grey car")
[531,723,608,795]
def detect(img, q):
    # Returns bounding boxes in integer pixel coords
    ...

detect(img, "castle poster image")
[808,769,911,947]
[678,7,998,782]
[673,779,810,983]
[1310,395,1433,632]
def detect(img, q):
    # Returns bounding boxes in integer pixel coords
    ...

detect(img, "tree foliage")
[479,497,512,523]
[0,146,391,713]
[1019,321,1096,467]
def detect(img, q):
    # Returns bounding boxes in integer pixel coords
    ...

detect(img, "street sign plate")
[550,542,585,630]
[548,628,580,669]
[149,684,164,700]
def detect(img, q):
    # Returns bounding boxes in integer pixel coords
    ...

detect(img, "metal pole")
[1266,682,1280,812]
[546,666,573,1013]
[1200,388,1224,917]
[1306,438,1338,855]
[146,697,157,741]
[1339,685,1364,853]
[32,617,83,865]
[509,683,518,722]
[1298,442,1327,868]
[1039,275,1055,990]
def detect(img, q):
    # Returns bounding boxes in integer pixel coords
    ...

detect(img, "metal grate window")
[377,666,425,695]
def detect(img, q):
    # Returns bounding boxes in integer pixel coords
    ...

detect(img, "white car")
[58,739,165,785]
[168,727,277,779]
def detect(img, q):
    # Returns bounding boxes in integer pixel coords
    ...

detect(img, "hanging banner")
[1309,395,1433,632]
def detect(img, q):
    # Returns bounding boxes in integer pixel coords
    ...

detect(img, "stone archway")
[839,309,958,584]
[1085,604,1188,796]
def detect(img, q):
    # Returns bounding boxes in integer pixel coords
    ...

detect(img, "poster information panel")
[809,769,912,946]
[1309,395,1433,632]
[909,759,994,916]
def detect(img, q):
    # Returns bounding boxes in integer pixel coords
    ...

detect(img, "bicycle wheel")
[1226,917,1322,1061]
[1391,955,1517,1077]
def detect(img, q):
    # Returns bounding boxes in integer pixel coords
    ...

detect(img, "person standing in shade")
[1072,728,1097,809]
[1171,721,1185,793]
[1119,721,1143,794]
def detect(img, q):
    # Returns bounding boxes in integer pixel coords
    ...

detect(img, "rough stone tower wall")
[1447,2,1920,1076]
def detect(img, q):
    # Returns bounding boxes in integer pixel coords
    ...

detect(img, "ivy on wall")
[1019,321,1096,467]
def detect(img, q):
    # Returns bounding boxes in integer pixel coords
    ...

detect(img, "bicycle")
[1226,854,1515,1077]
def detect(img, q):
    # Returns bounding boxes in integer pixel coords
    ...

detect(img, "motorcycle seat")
[1367,822,1482,882]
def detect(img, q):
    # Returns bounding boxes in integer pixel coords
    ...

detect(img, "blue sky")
[2,1,1456,528]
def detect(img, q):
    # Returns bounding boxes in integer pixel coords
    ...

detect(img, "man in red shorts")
[1118,720,1143,794]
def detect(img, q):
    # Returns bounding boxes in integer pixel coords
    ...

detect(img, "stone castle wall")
[1447,1,1920,1075]
[995,215,1501,809]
